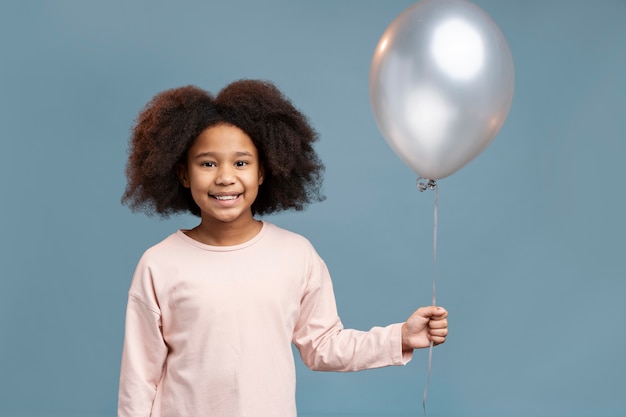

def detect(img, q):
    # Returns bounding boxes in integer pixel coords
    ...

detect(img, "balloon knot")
[417,178,437,192]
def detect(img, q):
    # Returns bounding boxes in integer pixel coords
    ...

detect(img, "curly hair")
[122,80,325,217]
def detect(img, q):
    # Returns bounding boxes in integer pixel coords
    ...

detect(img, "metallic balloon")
[369,0,515,180]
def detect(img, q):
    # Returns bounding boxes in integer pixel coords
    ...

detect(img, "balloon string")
[416,178,438,417]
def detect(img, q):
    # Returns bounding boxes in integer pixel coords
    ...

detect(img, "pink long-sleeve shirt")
[118,222,411,417]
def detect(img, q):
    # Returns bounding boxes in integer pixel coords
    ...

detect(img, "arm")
[118,294,168,416]
[292,258,411,372]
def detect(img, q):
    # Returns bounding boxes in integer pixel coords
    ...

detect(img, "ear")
[176,163,190,188]
[258,165,265,185]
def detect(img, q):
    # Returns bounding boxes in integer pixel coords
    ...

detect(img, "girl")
[119,79,448,417]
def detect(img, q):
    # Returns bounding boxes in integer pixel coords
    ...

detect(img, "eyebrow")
[193,151,254,160]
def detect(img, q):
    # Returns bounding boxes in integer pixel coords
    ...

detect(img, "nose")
[216,165,236,185]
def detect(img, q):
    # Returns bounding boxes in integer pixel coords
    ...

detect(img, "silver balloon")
[369,0,515,180]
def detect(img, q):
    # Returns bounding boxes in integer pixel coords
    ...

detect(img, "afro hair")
[122,80,325,218]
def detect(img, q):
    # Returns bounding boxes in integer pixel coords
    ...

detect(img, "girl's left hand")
[401,306,448,351]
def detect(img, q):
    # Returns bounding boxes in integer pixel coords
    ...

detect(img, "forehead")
[190,124,258,155]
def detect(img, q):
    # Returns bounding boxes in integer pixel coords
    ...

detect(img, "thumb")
[416,306,447,319]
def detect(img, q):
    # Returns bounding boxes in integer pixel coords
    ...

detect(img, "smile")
[212,194,240,201]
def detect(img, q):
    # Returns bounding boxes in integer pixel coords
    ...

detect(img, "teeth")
[215,195,238,200]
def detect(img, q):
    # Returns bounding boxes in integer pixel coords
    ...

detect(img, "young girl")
[119,79,448,417]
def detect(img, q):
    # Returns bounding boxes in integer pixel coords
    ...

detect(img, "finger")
[429,328,448,337]
[430,335,447,345]
[428,318,448,329]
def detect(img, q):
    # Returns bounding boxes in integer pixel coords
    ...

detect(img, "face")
[178,124,264,227]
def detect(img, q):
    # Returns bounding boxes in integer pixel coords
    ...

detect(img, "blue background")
[1,1,625,416]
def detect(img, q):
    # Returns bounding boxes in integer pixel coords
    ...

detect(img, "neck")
[187,217,263,246]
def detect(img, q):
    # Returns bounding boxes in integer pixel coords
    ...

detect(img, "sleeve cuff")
[390,322,413,365]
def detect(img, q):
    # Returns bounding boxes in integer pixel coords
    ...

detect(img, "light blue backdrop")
[1,1,624,416]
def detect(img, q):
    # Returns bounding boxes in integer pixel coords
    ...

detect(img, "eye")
[235,161,249,167]
[201,161,216,168]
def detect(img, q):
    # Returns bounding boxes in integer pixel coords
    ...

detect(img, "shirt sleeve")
[292,255,413,372]
[118,262,168,417]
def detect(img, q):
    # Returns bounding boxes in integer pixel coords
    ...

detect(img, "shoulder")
[262,222,317,251]
[260,222,326,273]
[259,223,329,289]
[135,231,187,267]
[128,231,196,294]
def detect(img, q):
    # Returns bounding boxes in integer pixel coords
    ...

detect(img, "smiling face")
[178,124,264,237]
